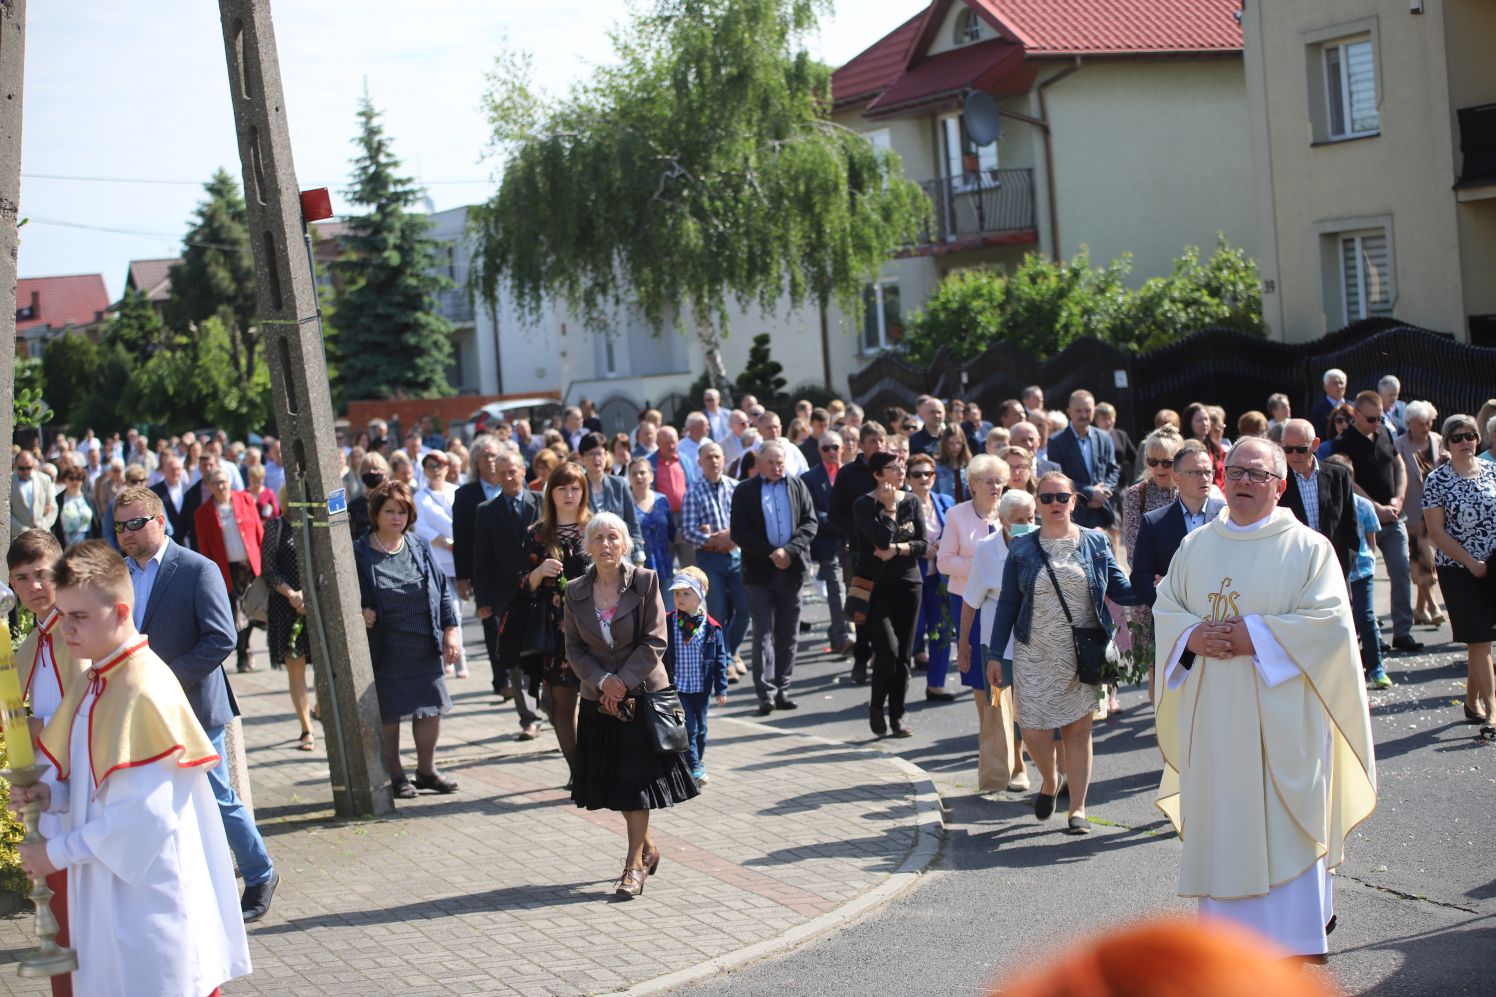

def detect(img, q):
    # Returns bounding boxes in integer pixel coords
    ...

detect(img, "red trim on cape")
[94,747,221,788]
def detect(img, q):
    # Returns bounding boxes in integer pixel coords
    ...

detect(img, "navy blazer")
[471,488,541,615]
[137,540,239,730]
[151,479,203,551]
[1046,427,1119,530]
[1128,497,1226,606]
[450,479,490,583]
[1281,460,1360,576]
[729,474,818,585]
[352,533,461,672]
[801,461,842,561]
[586,473,646,563]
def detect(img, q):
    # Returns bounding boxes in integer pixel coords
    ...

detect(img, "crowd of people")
[5,368,1496,989]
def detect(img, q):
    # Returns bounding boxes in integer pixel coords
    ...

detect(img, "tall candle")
[0,621,35,770]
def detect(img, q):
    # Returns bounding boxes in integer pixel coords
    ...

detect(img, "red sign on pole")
[300,187,333,222]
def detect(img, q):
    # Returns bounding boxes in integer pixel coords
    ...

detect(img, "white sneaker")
[1007,771,1031,792]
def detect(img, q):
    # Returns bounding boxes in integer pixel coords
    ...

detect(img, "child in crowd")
[6,528,89,997]
[1325,454,1391,688]
[664,568,729,785]
[10,540,251,997]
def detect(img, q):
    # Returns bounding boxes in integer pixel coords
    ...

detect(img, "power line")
[26,216,248,253]
[23,171,491,187]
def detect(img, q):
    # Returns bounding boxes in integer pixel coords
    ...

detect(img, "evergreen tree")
[106,288,165,356]
[735,334,786,404]
[332,94,455,400]
[167,169,258,377]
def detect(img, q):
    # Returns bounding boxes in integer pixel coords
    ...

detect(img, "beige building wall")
[1246,0,1484,341]
[1038,58,1257,284]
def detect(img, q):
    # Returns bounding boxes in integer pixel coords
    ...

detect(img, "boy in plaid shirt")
[664,568,730,784]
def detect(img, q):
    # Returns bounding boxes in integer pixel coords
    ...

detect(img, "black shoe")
[799,620,813,633]
[757,701,775,717]
[1035,792,1056,821]
[1464,704,1489,725]
[1065,815,1091,835]
[413,770,459,794]
[891,722,913,738]
[869,706,887,737]
[774,694,799,711]
[849,668,868,685]
[925,687,955,701]
[241,869,280,923]
[1379,642,1393,654]
[1391,636,1424,652]
[1325,914,1338,936]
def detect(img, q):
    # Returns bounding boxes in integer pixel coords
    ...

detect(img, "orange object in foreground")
[995,918,1340,997]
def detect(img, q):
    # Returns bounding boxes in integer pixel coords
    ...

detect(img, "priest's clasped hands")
[1187,618,1258,660]
[5,782,58,878]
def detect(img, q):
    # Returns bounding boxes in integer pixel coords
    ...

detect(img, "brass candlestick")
[2,764,77,979]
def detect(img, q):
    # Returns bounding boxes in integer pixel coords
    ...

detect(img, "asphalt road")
[686,588,1496,997]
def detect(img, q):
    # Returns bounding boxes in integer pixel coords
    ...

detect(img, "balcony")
[913,168,1036,252]
[437,287,474,324]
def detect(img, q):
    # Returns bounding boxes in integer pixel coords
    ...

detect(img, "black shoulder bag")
[1034,538,1118,687]
[615,578,689,755]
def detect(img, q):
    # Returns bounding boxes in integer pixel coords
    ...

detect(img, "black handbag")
[519,584,559,656]
[614,585,690,755]
[1035,539,1118,687]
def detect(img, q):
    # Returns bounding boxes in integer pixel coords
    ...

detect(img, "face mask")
[1008,523,1037,537]
[361,473,386,489]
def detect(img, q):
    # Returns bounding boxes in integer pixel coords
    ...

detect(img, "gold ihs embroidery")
[1204,577,1241,621]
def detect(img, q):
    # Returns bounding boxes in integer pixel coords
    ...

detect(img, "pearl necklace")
[370,532,406,555]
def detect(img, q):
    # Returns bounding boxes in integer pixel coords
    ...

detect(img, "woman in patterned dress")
[516,461,594,776]
[262,491,317,750]
[1118,427,1183,682]
[986,472,1140,834]
[628,457,675,581]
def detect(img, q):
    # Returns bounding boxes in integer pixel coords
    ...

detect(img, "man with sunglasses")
[1280,419,1361,578]
[801,432,854,656]
[1332,391,1421,652]
[1130,442,1225,608]
[1153,438,1375,962]
[10,451,58,536]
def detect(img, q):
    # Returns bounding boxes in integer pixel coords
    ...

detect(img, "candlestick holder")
[1,764,77,979]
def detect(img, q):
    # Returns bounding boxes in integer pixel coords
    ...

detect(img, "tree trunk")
[694,311,730,395]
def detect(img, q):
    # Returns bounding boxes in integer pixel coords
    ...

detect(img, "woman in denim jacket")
[985,472,1141,834]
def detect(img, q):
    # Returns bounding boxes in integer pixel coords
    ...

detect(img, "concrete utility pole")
[0,0,25,552]
[216,0,392,817]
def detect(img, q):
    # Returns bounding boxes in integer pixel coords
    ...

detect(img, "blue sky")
[22,0,921,298]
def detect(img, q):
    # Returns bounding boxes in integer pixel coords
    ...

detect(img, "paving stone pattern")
[0,618,921,996]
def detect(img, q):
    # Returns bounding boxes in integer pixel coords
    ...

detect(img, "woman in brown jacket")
[563,511,698,898]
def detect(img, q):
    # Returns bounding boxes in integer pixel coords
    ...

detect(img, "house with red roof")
[15,273,111,357]
[831,0,1256,354]
[123,256,181,319]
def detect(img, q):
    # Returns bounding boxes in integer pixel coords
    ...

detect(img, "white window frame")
[953,9,984,45]
[1322,38,1378,140]
[941,114,999,192]
[861,280,901,355]
[1338,229,1393,321]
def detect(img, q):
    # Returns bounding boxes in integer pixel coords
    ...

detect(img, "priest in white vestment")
[12,541,252,997]
[1152,438,1377,958]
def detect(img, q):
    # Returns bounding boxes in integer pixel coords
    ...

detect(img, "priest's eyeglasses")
[1224,466,1281,484]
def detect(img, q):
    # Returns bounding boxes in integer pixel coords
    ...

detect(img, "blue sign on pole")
[326,488,348,517]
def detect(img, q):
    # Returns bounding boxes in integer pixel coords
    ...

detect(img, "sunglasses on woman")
[1448,431,1479,444]
[1037,492,1072,505]
[907,470,933,479]
[1145,458,1174,468]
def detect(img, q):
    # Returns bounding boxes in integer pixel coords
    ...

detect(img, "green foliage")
[167,169,259,378]
[471,0,930,388]
[900,236,1262,362]
[735,333,786,404]
[1,616,36,900]
[12,357,50,430]
[38,333,126,434]
[107,287,165,356]
[331,94,455,401]
[123,318,271,439]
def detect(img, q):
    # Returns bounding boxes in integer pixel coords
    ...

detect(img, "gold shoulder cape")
[38,638,219,791]
[16,609,89,705]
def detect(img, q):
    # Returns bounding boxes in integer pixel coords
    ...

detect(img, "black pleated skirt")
[571,698,700,812]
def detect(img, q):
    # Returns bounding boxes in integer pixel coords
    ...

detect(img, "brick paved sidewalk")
[0,617,935,996]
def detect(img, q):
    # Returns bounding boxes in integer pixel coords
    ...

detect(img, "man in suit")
[112,485,278,922]
[1008,421,1061,478]
[1281,418,1363,578]
[10,451,57,536]
[151,453,201,549]
[1307,367,1349,440]
[906,396,946,458]
[801,431,854,655]
[1130,442,1227,606]
[829,422,887,683]
[1046,390,1120,529]
[453,436,506,693]
[472,449,546,739]
[730,440,818,715]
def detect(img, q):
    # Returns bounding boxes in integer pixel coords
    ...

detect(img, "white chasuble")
[1152,508,1376,955]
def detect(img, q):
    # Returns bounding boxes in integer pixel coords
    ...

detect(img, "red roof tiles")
[969,0,1242,56]
[832,12,925,109]
[125,257,179,303]
[866,38,1036,116]
[16,274,110,333]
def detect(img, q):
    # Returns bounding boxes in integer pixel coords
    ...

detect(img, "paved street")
[0,560,1491,995]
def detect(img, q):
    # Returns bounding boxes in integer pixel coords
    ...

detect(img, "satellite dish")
[963,91,1001,147]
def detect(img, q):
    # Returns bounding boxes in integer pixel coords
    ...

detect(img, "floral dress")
[517,522,592,691]
[1120,478,1177,668]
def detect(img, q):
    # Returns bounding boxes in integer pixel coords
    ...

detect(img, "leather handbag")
[241,520,276,626]
[1035,539,1119,687]
[641,685,690,754]
[844,575,877,624]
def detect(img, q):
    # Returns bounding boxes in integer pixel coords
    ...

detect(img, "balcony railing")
[437,287,474,324]
[1457,103,1496,184]
[915,168,1035,246]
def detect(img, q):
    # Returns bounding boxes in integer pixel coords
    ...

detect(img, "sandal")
[413,770,459,794]
[1479,726,1496,744]
[297,730,315,752]
[1464,704,1488,725]
[392,778,417,799]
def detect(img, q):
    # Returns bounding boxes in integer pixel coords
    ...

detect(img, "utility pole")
[216,0,392,817]
[0,0,25,552]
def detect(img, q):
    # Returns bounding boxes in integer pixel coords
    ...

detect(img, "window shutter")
[1345,41,1378,134]
[1341,236,1362,319]
[1359,232,1393,316]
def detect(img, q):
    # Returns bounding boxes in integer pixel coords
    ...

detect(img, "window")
[861,281,903,354]
[953,9,984,45]
[942,115,998,191]
[1339,229,1394,320]
[1323,39,1378,139]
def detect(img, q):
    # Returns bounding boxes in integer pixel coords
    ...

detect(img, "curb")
[619,717,947,997]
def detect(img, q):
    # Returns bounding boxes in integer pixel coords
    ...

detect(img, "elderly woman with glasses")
[1118,427,1184,672]
[986,472,1140,834]
[1421,414,1496,740]
[1396,400,1445,626]
[194,468,265,673]
[907,453,956,700]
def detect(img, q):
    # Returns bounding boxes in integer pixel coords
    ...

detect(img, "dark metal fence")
[916,169,1035,246]
[848,320,1496,442]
